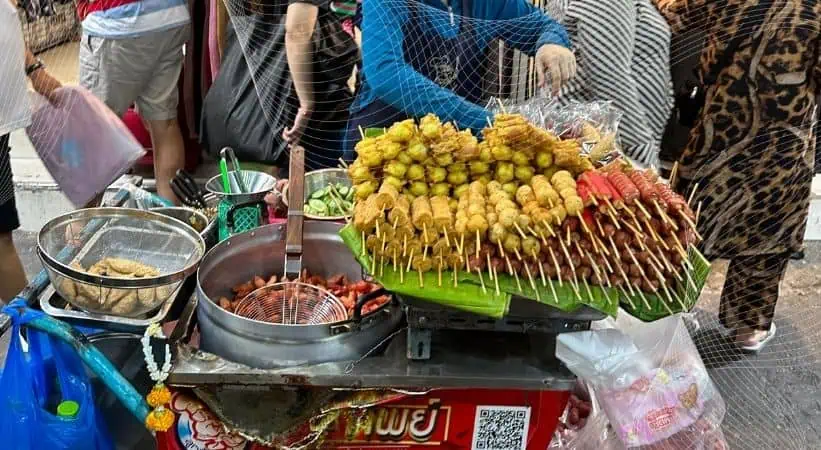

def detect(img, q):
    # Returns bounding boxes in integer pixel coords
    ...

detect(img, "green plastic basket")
[218,199,263,242]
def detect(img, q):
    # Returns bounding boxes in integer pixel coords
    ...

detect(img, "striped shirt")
[552,0,673,167]
[78,0,190,39]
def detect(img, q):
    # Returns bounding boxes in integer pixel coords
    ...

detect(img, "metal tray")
[39,282,185,333]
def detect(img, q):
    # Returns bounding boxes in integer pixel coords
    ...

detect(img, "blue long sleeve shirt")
[354,0,570,131]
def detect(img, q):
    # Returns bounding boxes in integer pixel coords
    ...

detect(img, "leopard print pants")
[719,252,790,331]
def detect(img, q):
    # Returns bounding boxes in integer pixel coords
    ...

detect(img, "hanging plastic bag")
[0,303,115,450]
[25,86,146,207]
[556,315,726,449]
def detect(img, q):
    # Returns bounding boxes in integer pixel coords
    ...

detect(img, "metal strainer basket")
[232,282,348,325]
[37,208,206,317]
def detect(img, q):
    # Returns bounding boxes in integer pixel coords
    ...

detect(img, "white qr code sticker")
[472,406,531,450]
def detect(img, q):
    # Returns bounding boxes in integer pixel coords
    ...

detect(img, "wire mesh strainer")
[232,282,348,325]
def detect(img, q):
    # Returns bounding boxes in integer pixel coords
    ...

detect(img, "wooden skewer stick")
[338,157,349,169]
[360,230,366,256]
[547,269,559,303]
[558,239,579,290]
[608,236,635,296]
[618,287,637,310]
[532,250,547,287]
[625,246,649,280]
[593,234,611,257]
[523,263,540,301]
[487,253,494,281]
[581,246,608,287]
[403,234,408,257]
[576,213,593,236]
[379,253,385,277]
[635,288,652,309]
[541,220,557,237]
[393,248,398,272]
[453,264,458,288]
[678,214,703,241]
[670,233,688,259]
[475,230,481,260]
[644,219,669,250]
[476,268,488,295]
[459,234,465,255]
[443,227,451,247]
[491,264,499,296]
[595,216,606,237]
[375,220,380,239]
[583,278,594,301]
[505,255,523,292]
[635,200,653,219]
[465,249,472,273]
[653,200,679,232]
[422,245,428,262]
[548,247,563,287]
[687,182,699,207]
[406,248,415,273]
[652,266,686,311]
[422,223,428,245]
[589,194,599,206]
[438,257,443,287]
[670,161,679,187]
[418,269,424,288]
[357,125,365,139]
[399,259,405,284]
[602,198,621,229]
[514,222,528,240]
[566,227,572,247]
[532,228,548,246]
[696,201,703,226]
[514,248,523,261]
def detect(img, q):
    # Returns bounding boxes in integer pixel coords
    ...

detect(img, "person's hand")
[282,108,312,146]
[30,69,62,103]
[535,44,577,94]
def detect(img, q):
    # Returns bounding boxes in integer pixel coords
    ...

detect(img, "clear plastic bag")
[0,304,114,450]
[25,87,146,207]
[556,315,726,449]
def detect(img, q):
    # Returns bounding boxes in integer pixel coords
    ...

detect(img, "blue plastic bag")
[0,305,115,450]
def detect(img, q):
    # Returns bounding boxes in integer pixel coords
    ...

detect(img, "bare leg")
[147,118,185,205]
[0,233,27,303]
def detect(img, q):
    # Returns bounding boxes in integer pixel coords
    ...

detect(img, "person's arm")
[361,0,490,130]
[572,0,657,165]
[478,0,570,55]
[24,42,61,101]
[285,2,320,113]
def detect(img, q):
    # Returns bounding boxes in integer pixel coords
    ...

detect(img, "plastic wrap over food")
[491,95,624,166]
[556,315,726,449]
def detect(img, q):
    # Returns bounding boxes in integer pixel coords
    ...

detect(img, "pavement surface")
[9,228,821,449]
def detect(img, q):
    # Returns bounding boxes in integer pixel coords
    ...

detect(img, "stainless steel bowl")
[151,206,217,250]
[204,170,277,205]
[38,208,206,317]
[283,168,353,221]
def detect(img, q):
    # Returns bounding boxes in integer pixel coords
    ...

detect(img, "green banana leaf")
[339,224,619,318]
[618,247,711,321]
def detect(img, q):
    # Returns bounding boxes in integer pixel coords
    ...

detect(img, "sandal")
[734,323,776,353]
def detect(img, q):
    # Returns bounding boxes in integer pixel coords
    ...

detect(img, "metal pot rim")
[37,207,205,288]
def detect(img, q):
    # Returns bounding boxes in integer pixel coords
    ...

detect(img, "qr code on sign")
[472,406,531,450]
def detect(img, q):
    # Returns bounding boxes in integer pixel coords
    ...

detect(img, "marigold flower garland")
[142,323,174,432]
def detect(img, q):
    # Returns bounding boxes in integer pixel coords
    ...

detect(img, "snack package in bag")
[0,303,114,450]
[25,87,146,207]
[556,315,726,449]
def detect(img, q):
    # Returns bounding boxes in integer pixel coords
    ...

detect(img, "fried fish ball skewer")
[411,196,434,243]
[430,195,453,246]
[388,195,411,228]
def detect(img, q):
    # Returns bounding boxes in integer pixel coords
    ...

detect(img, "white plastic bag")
[25,87,145,206]
[556,315,726,449]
